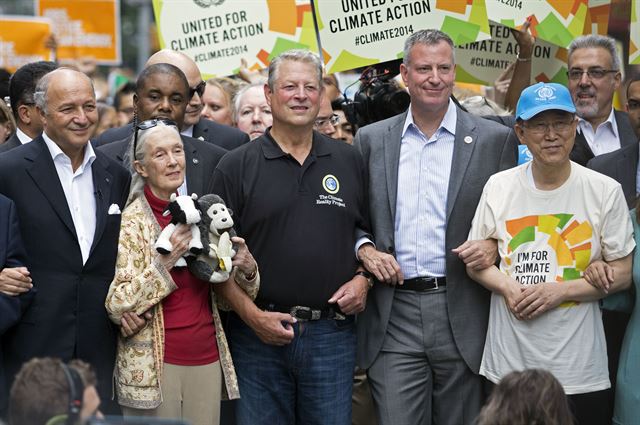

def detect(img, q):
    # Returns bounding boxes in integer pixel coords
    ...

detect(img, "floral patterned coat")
[105,196,258,409]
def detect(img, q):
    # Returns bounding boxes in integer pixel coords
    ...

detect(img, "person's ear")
[17,104,33,125]
[133,160,148,178]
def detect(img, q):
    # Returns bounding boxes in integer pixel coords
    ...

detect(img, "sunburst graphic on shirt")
[504,214,593,307]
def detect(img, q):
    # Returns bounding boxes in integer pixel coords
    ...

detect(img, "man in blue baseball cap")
[465,82,635,425]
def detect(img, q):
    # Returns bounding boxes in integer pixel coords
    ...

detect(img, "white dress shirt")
[16,128,32,144]
[577,109,620,156]
[175,126,192,196]
[394,100,457,278]
[43,132,97,264]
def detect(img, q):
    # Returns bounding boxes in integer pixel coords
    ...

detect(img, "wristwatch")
[355,270,374,289]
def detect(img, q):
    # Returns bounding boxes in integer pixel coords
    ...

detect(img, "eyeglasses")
[133,118,178,160]
[314,113,340,128]
[189,81,206,99]
[567,68,618,81]
[522,120,574,135]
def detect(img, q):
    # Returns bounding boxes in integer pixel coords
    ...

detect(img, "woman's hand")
[584,260,614,294]
[159,224,193,271]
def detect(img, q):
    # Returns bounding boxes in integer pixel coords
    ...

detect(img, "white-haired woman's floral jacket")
[105,196,259,409]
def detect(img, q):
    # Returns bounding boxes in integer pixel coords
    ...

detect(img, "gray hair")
[233,83,266,124]
[33,68,95,115]
[568,34,620,70]
[125,121,181,206]
[267,49,323,91]
[403,29,455,66]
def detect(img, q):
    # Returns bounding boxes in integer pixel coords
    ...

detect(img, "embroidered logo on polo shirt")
[322,174,340,194]
[317,174,345,208]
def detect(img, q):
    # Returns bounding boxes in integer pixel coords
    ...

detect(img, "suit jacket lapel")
[615,110,636,148]
[25,137,77,237]
[192,121,207,141]
[183,137,204,195]
[90,155,114,254]
[385,114,405,223]
[446,110,477,220]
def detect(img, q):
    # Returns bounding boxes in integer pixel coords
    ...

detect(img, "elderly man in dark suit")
[0,68,130,414]
[98,63,225,197]
[354,29,517,425]
[0,194,33,414]
[0,61,57,153]
[94,50,248,151]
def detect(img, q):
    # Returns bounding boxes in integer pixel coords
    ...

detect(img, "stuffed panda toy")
[154,193,203,267]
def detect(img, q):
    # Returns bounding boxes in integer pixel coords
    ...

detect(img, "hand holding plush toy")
[188,194,237,283]
[154,193,202,267]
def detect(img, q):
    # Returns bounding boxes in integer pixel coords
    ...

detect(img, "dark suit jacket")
[94,118,249,151]
[0,137,130,412]
[570,110,636,166]
[0,194,34,412]
[587,141,639,208]
[97,134,227,196]
[0,133,22,154]
[354,108,518,373]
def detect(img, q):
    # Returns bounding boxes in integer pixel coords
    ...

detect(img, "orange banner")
[0,16,52,73]
[36,0,121,65]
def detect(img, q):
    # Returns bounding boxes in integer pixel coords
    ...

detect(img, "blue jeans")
[227,312,356,425]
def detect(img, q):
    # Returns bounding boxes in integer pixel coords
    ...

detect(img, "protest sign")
[153,0,316,78]
[35,0,121,64]
[631,0,640,64]
[456,22,568,86]
[0,16,52,73]
[585,0,611,35]
[485,0,590,48]
[315,0,492,74]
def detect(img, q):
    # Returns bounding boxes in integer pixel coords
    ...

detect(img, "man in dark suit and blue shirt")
[0,68,130,414]
[97,63,226,197]
[94,50,248,151]
[354,29,518,425]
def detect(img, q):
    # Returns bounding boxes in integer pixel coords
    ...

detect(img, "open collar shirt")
[394,100,456,279]
[42,132,97,264]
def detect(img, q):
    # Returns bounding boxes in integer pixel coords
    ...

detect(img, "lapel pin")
[105,177,110,183]
[193,158,199,164]
[464,136,473,144]
[198,136,205,141]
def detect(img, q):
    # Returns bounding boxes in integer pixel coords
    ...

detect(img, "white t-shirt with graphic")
[469,161,635,395]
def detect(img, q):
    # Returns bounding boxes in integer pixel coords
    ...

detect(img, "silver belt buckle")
[430,278,439,291]
[290,306,320,321]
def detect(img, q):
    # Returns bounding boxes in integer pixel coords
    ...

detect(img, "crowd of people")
[0,23,639,425]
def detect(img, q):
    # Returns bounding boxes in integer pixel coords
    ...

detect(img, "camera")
[340,59,410,128]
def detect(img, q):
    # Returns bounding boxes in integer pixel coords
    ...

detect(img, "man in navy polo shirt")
[212,49,370,425]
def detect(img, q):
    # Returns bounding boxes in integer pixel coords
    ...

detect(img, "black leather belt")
[255,299,346,321]
[399,277,447,292]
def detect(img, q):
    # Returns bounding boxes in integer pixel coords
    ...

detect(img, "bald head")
[146,50,199,77]
[35,68,94,114]
[146,49,204,126]
[34,68,98,162]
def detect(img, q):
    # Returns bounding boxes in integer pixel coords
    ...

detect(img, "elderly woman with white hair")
[105,119,258,425]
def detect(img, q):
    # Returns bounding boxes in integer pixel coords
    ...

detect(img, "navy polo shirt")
[212,129,369,308]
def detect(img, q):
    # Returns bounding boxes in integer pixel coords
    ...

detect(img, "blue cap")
[515,82,576,121]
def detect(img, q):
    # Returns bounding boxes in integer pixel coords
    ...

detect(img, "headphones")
[61,364,85,425]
